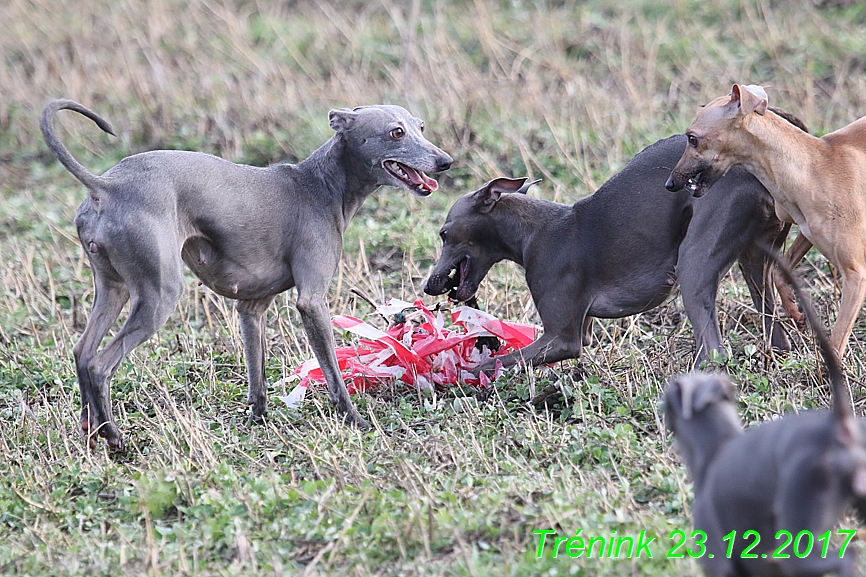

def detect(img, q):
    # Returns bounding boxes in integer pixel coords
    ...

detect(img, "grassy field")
[3,0,866,575]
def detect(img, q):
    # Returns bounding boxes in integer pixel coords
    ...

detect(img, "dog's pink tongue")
[420,171,439,191]
[403,164,439,191]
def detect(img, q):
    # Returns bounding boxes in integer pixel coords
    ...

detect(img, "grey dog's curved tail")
[40,99,115,189]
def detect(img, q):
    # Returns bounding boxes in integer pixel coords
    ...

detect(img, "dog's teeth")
[388,161,408,180]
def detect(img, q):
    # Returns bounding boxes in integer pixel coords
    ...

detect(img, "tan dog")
[666,84,866,358]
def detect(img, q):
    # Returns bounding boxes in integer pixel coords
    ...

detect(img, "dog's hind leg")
[773,473,857,577]
[73,275,129,448]
[678,200,781,365]
[830,268,866,358]
[81,230,185,450]
[773,232,813,328]
[84,289,183,449]
[237,296,276,422]
[737,234,792,352]
[581,317,593,347]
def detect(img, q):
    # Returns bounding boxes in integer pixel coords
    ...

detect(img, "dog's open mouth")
[384,160,439,196]
[686,173,705,197]
[446,256,474,302]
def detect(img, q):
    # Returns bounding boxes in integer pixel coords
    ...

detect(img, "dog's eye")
[688,134,698,148]
[439,229,447,241]
[390,127,405,139]
[419,122,425,133]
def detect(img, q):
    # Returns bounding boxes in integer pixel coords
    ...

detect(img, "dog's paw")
[106,435,126,453]
[247,395,269,424]
[101,424,126,452]
[472,361,496,378]
[355,417,371,430]
[82,417,125,452]
[247,411,267,426]
[341,409,370,430]
[530,383,562,407]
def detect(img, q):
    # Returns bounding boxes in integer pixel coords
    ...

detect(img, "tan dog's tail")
[40,99,115,189]
[764,246,851,424]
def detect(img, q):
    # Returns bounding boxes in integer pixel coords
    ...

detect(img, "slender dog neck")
[295,134,380,229]
[738,111,828,215]
[491,195,567,268]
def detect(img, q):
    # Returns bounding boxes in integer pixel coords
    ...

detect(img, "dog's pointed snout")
[665,175,679,191]
[423,277,437,295]
[436,154,453,172]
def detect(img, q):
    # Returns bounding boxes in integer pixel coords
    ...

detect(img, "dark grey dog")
[41,99,452,450]
[664,257,866,576]
[424,134,790,373]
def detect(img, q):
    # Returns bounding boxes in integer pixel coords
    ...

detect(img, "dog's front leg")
[295,283,369,428]
[474,331,581,376]
[692,502,737,577]
[237,296,276,422]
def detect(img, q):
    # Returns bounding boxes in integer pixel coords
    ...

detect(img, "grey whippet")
[424,124,809,373]
[41,99,452,450]
[664,252,866,577]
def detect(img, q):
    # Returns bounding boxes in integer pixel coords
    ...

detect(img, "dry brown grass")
[4,1,866,575]
[4,1,866,187]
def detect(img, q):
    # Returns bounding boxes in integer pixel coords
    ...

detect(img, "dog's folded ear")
[664,376,694,427]
[665,372,737,422]
[473,177,531,212]
[691,373,737,417]
[329,108,358,132]
[730,84,768,116]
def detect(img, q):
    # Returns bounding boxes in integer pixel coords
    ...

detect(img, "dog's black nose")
[436,155,453,172]
[665,176,679,191]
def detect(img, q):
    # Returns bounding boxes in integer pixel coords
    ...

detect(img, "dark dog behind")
[425,133,791,373]
[664,250,866,576]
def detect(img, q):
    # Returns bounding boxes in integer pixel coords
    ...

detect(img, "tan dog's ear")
[731,84,768,116]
